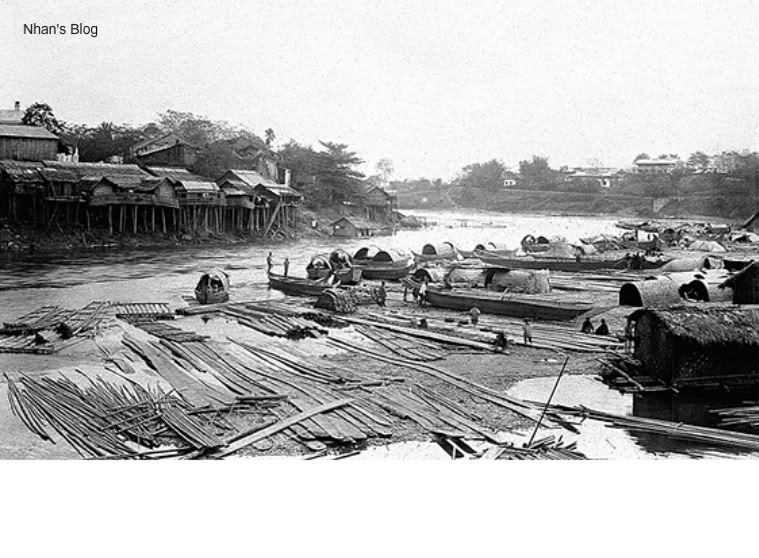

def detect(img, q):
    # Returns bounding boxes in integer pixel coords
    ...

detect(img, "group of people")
[581,317,609,335]
[402,278,428,307]
[266,252,289,276]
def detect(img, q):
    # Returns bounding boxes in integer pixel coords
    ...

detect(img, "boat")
[353,246,415,280]
[477,250,670,272]
[412,242,462,263]
[268,272,338,297]
[195,268,230,304]
[424,287,595,321]
[459,242,513,259]
[306,251,363,285]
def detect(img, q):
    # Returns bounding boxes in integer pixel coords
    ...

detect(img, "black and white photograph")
[1,0,758,556]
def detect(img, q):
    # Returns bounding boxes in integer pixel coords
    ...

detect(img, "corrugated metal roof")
[0,125,58,140]
[220,169,302,198]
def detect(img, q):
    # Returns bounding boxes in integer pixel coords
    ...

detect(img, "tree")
[21,102,63,134]
[517,156,562,190]
[687,151,711,172]
[455,159,506,193]
[154,109,236,147]
[634,153,650,162]
[375,158,395,184]
[265,128,276,147]
[315,141,366,206]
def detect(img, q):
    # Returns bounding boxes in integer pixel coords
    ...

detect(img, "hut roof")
[219,170,302,198]
[0,160,43,183]
[182,180,219,193]
[37,167,79,183]
[43,161,149,179]
[331,216,374,229]
[0,124,58,140]
[629,305,759,346]
[719,260,758,289]
[132,133,197,154]
[146,166,207,182]
[0,108,23,124]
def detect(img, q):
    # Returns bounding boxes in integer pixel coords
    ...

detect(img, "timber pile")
[355,324,445,362]
[712,404,759,428]
[1,301,110,335]
[547,403,759,452]
[4,372,226,458]
[113,302,174,320]
[222,305,328,339]
[315,289,358,314]
[0,301,111,354]
[327,335,574,430]
[128,320,209,343]
[479,435,587,460]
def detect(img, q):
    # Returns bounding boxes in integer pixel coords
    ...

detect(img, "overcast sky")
[2,0,758,179]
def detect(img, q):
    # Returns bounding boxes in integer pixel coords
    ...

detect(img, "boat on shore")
[412,241,462,263]
[306,251,363,285]
[477,250,669,272]
[353,246,415,280]
[268,272,338,297]
[424,287,595,321]
[195,268,230,304]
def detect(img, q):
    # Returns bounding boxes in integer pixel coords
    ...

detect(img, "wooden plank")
[211,399,353,458]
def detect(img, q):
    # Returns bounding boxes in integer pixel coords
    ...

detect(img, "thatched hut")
[719,261,759,304]
[619,272,731,306]
[628,305,759,385]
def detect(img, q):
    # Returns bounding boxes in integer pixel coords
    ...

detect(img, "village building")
[719,261,759,304]
[361,184,398,221]
[0,125,62,162]
[216,169,301,237]
[0,101,23,125]
[144,167,224,233]
[563,167,623,188]
[130,133,200,168]
[632,156,684,174]
[330,216,375,238]
[628,305,759,388]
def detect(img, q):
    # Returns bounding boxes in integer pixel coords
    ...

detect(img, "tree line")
[19,102,370,211]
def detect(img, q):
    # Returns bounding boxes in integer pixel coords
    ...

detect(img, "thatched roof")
[629,305,759,346]
[719,260,758,289]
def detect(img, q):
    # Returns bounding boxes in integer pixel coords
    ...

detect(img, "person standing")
[266,252,273,273]
[418,280,428,307]
[377,281,387,307]
[522,318,533,345]
[403,282,409,303]
[469,306,481,327]
[283,258,290,277]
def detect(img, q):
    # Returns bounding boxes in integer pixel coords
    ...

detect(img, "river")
[0,211,621,317]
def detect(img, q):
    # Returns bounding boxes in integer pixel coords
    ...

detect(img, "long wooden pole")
[528,355,569,446]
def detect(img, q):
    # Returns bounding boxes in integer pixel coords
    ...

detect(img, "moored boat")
[195,268,230,304]
[477,250,670,272]
[268,272,338,297]
[412,241,462,263]
[353,246,415,280]
[425,287,595,321]
[306,251,363,285]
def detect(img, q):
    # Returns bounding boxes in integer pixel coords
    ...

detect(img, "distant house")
[0,124,61,161]
[216,169,302,235]
[633,156,683,174]
[719,261,759,304]
[130,133,199,167]
[362,184,397,221]
[0,101,23,125]
[564,167,623,188]
[628,305,759,387]
[330,217,374,238]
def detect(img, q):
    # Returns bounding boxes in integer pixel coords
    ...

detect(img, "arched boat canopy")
[421,241,457,255]
[196,268,230,290]
[329,249,353,266]
[307,254,332,270]
[354,245,381,260]
[374,248,408,262]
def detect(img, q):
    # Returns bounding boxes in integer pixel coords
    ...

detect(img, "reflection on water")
[0,212,621,318]
[508,375,759,459]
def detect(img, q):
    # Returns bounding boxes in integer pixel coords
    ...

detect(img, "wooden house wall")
[732,267,759,304]
[0,138,58,161]
[634,315,677,382]
[137,144,197,168]
[332,220,358,238]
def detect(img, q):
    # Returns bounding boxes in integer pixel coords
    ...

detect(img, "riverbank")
[0,206,393,255]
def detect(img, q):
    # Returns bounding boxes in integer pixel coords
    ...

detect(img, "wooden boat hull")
[477,251,672,272]
[412,251,460,263]
[424,288,594,321]
[268,273,333,297]
[195,288,229,305]
[354,260,415,280]
[306,266,363,285]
